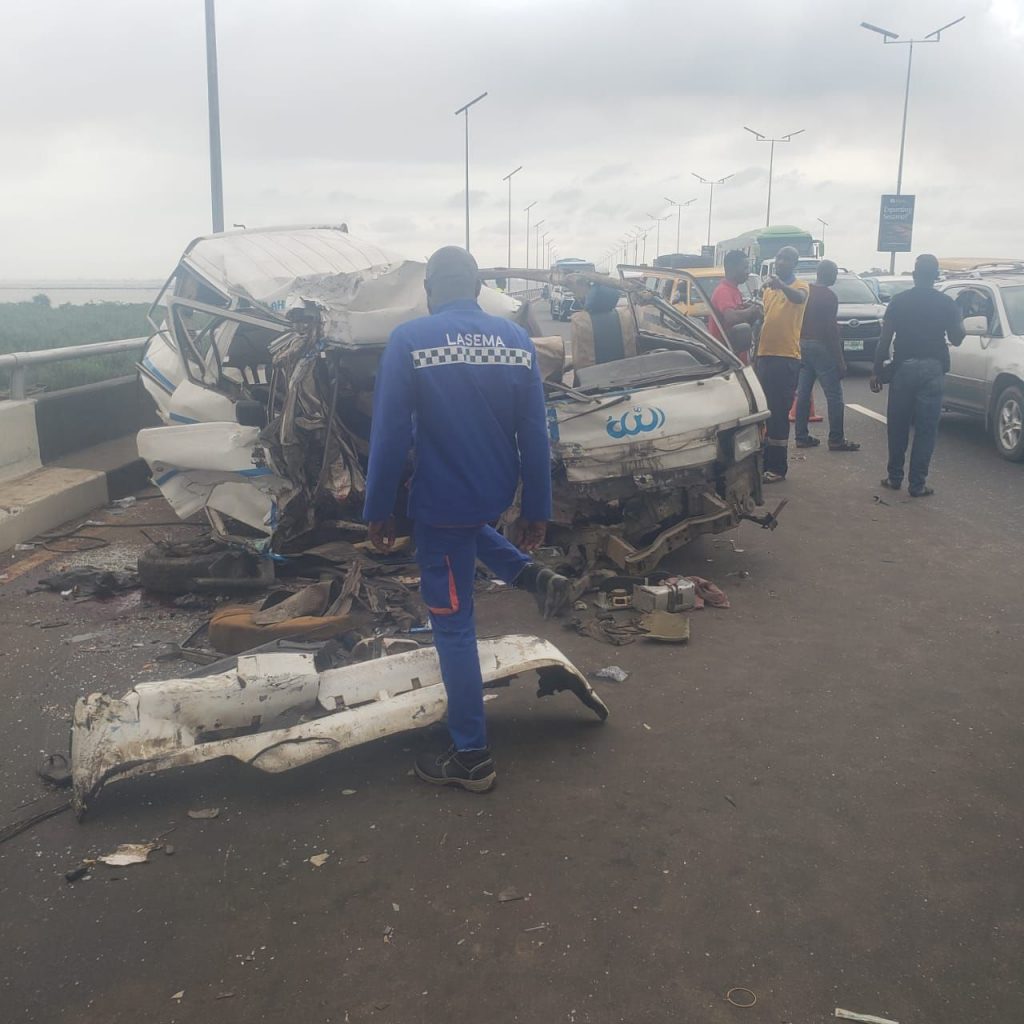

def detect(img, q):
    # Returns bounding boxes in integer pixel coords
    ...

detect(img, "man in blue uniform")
[363,246,569,793]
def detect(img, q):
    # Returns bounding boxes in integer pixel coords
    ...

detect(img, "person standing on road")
[709,250,761,364]
[364,246,571,793]
[794,260,860,452]
[871,253,965,497]
[755,245,808,482]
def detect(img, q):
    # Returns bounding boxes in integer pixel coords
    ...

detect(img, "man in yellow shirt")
[755,246,809,481]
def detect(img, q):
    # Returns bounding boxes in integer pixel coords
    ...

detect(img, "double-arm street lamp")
[646,212,672,260]
[743,126,804,227]
[691,174,734,247]
[664,197,697,253]
[861,16,965,271]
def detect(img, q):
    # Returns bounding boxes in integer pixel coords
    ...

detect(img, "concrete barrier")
[0,376,160,551]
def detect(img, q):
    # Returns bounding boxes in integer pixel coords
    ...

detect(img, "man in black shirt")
[871,254,965,496]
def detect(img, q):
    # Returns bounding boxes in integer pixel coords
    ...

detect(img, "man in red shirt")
[709,250,761,363]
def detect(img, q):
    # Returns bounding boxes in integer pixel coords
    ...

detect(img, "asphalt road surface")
[1,311,1021,1023]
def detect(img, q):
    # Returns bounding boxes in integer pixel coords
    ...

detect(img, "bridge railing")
[0,337,149,400]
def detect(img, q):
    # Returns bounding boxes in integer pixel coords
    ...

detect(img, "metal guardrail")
[0,336,148,400]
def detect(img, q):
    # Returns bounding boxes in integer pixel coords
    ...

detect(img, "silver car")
[939,267,1024,460]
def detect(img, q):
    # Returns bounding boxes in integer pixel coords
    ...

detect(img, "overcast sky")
[2,0,1021,279]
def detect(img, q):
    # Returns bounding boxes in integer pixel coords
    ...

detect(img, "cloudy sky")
[2,0,1021,279]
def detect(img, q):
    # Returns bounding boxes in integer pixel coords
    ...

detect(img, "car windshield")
[831,277,877,303]
[878,279,914,299]
[1000,285,1024,334]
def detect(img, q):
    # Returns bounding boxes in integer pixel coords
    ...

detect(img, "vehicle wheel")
[992,383,1024,461]
[138,541,225,594]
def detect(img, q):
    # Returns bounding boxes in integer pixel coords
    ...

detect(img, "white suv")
[938,268,1024,460]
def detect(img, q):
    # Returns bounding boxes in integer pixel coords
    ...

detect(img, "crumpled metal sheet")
[71,635,608,817]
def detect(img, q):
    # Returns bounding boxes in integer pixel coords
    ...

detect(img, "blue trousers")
[795,339,845,443]
[414,522,531,751]
[886,358,945,491]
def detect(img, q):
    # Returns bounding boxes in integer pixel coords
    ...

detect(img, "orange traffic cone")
[789,393,823,423]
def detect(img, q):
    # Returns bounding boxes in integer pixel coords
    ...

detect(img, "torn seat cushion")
[570,307,638,372]
[209,583,356,655]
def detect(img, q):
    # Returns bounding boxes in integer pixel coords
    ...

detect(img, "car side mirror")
[962,315,988,335]
[726,322,753,354]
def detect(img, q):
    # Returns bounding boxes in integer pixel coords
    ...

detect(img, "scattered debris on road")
[33,566,138,599]
[593,665,629,682]
[835,1010,899,1024]
[639,610,690,643]
[497,887,523,903]
[308,853,330,868]
[187,807,220,820]
[97,841,160,866]
[725,987,757,1008]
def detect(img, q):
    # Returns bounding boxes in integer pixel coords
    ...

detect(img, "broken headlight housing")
[732,424,762,461]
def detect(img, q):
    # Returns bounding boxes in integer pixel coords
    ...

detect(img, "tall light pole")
[743,126,804,227]
[861,16,965,272]
[692,173,734,247]
[664,197,697,253]
[454,91,487,253]
[634,226,650,265]
[524,200,537,271]
[646,212,671,260]
[534,220,545,270]
[502,165,522,273]
[541,231,550,268]
[816,217,828,254]
[204,0,224,233]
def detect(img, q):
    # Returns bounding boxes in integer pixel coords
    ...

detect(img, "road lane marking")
[847,403,887,425]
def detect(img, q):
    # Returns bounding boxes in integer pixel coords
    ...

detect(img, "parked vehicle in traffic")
[714,224,822,273]
[796,271,885,363]
[938,266,1024,460]
[865,274,915,303]
[549,257,595,320]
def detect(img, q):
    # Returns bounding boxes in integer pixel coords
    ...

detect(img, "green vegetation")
[0,301,151,394]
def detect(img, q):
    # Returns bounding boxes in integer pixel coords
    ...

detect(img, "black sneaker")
[414,746,496,793]
[516,563,572,618]
[880,478,901,490]
[795,436,821,448]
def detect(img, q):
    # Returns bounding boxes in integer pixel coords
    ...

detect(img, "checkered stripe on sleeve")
[411,345,533,369]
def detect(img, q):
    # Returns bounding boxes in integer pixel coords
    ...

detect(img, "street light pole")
[534,220,545,270]
[502,166,522,274]
[454,92,488,253]
[524,201,537,270]
[743,126,805,227]
[816,217,828,254]
[646,213,671,260]
[861,16,965,272]
[664,197,698,253]
[692,173,734,247]
[204,0,224,233]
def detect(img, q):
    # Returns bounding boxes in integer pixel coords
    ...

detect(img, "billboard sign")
[878,194,915,252]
